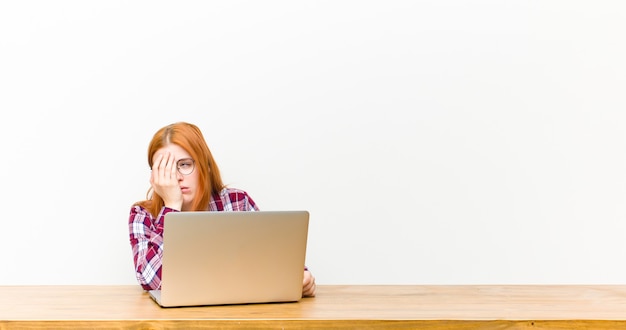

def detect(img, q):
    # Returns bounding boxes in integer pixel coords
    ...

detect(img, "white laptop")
[148,210,309,308]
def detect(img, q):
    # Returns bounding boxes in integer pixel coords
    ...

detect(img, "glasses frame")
[176,158,196,176]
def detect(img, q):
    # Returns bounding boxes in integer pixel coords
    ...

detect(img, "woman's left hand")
[302,269,316,297]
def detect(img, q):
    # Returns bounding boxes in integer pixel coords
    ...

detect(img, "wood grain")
[1,285,626,329]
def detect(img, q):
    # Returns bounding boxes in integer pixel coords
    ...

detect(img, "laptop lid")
[150,210,309,307]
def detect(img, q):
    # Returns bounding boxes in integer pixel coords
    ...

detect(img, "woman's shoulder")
[217,187,254,203]
[129,203,150,216]
[213,187,259,211]
[218,187,251,197]
[131,200,151,211]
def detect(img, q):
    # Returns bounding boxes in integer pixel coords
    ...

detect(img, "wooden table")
[1,285,626,329]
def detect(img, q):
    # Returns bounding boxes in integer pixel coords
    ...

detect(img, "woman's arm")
[128,205,176,290]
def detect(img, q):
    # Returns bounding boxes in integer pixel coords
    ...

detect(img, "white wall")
[1,1,626,285]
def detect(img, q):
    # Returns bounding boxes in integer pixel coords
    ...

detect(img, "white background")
[1,1,626,285]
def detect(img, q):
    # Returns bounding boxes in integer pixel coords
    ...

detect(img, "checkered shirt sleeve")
[128,205,174,291]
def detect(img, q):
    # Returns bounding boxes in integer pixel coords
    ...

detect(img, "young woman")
[128,122,316,297]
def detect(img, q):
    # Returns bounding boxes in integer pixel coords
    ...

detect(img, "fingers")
[302,270,316,297]
[150,152,184,210]
[303,281,316,297]
[151,152,178,183]
[150,154,162,184]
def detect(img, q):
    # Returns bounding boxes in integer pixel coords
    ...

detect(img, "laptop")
[148,210,309,308]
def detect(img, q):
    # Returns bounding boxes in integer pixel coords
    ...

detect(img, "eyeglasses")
[176,158,195,175]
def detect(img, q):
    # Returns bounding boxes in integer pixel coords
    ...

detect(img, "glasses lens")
[177,158,195,175]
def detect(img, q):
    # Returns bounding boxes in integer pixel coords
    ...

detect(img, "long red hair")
[135,122,224,218]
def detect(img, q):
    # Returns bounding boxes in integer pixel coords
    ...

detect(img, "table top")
[2,285,626,329]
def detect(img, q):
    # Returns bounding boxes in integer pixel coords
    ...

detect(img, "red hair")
[135,122,224,218]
